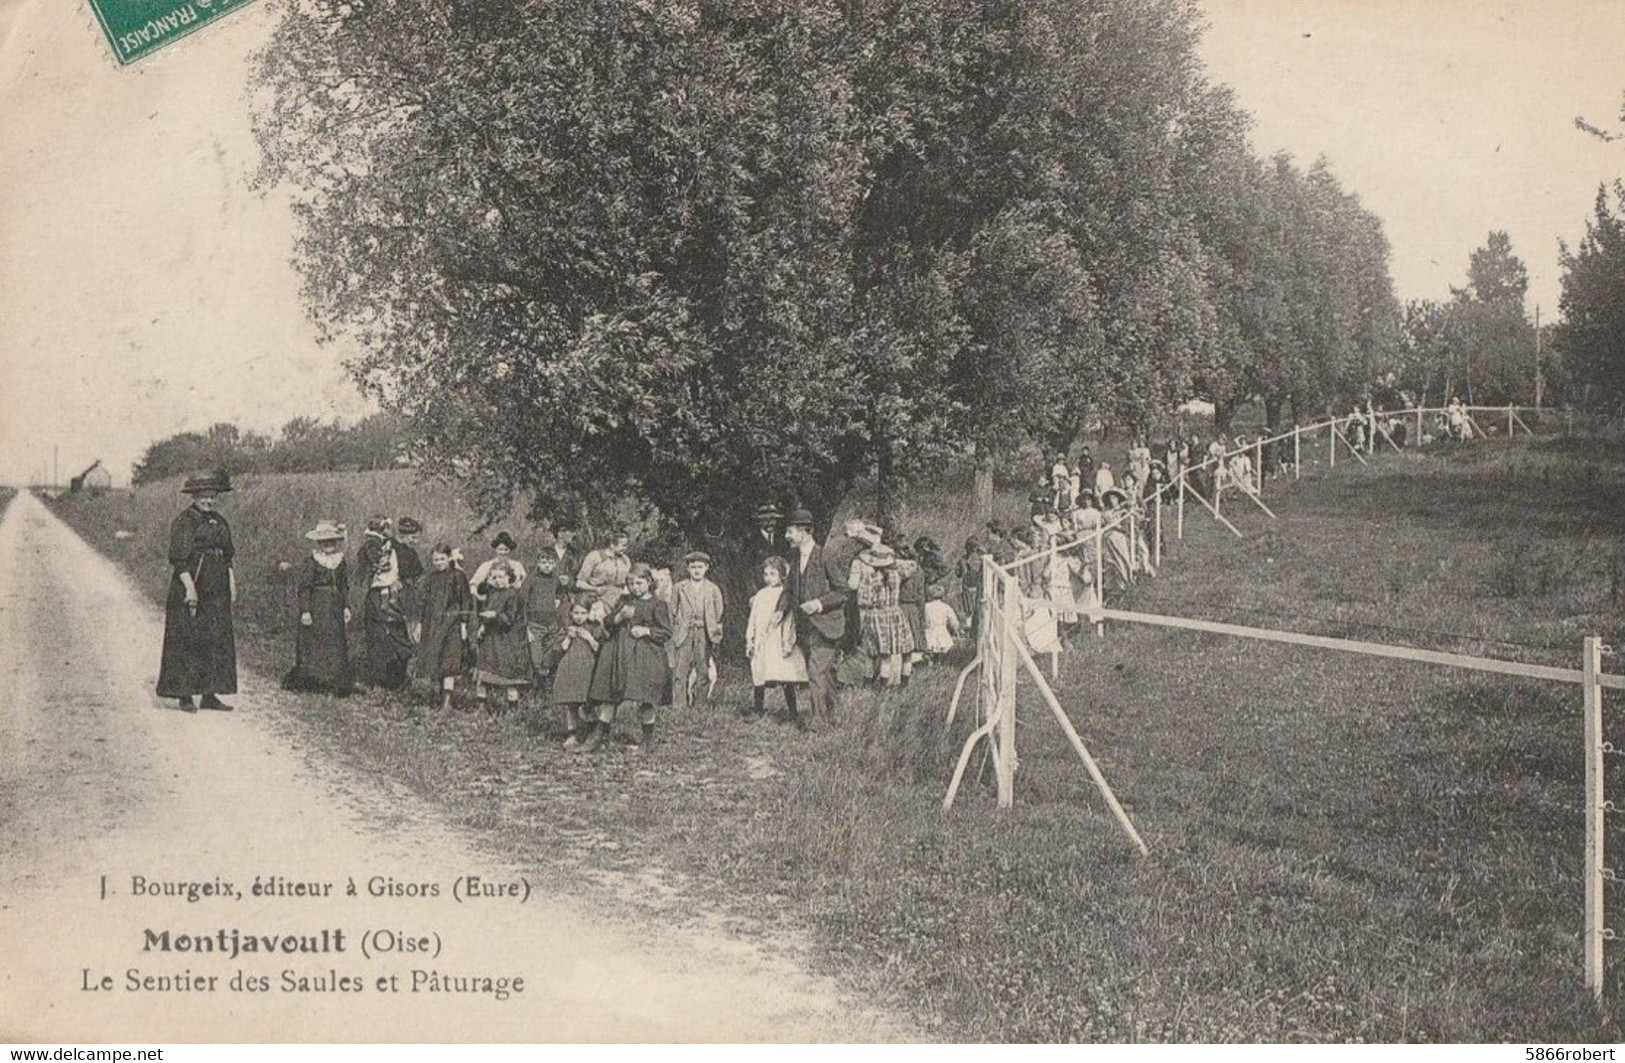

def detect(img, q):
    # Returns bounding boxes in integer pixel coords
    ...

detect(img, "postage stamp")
[86,0,259,65]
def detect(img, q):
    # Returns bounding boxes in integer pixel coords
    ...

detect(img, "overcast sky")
[1,0,1621,485]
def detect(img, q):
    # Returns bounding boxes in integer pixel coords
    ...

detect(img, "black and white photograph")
[3,0,1625,1046]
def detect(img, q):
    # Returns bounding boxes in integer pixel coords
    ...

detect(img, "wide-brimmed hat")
[304,519,347,542]
[1101,488,1128,507]
[396,517,422,535]
[181,472,232,495]
[860,544,896,567]
[785,508,816,529]
[850,523,884,547]
[682,550,712,565]
[753,502,784,524]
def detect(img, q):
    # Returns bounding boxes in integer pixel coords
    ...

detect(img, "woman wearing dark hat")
[469,530,527,597]
[156,472,238,711]
[357,516,413,691]
[395,517,426,645]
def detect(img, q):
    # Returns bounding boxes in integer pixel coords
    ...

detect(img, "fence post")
[996,572,1017,808]
[1293,425,1301,479]
[1416,406,1424,444]
[1584,635,1606,1004]
[1128,508,1138,573]
[1153,491,1163,568]
[1177,471,1186,540]
[1507,405,1514,437]
[1094,524,1105,638]
[1254,438,1264,494]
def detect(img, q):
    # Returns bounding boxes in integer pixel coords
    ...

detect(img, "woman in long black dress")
[282,520,355,694]
[156,472,238,712]
[357,517,413,690]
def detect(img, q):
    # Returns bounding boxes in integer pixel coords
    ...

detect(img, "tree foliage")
[1189,150,1399,431]
[254,0,1400,532]
[132,415,406,485]
[1557,181,1625,413]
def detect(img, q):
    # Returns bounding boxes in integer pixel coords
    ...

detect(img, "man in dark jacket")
[784,508,848,725]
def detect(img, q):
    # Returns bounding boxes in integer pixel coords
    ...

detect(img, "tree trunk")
[1213,399,1236,438]
[974,446,995,527]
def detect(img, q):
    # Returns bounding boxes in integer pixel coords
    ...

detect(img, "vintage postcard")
[2,0,1624,1047]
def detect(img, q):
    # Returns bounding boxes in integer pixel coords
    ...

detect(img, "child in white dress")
[745,557,809,729]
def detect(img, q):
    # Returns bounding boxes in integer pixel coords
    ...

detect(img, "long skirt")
[283,585,352,693]
[417,610,467,684]
[589,631,671,706]
[474,626,531,687]
[363,586,414,690]
[156,577,237,697]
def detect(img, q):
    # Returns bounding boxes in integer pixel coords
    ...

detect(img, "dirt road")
[0,491,906,1042]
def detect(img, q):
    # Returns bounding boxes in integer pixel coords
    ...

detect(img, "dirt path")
[0,491,908,1042]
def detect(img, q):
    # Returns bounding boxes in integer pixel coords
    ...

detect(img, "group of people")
[270,503,970,752]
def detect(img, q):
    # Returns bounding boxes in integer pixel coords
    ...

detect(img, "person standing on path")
[395,516,426,645]
[784,508,847,722]
[357,517,413,690]
[155,472,237,712]
[281,520,354,695]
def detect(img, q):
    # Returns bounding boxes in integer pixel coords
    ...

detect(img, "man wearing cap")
[783,509,848,721]
[156,472,238,711]
[669,550,724,712]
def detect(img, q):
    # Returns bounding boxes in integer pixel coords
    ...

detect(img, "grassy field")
[47,433,1625,1041]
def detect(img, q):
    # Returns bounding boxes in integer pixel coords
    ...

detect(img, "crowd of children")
[280,507,982,752]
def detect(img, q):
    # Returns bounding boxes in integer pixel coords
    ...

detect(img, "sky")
[1198,0,1625,315]
[1,0,1622,486]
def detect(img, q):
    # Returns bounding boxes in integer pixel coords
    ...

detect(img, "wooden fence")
[941,403,1622,1002]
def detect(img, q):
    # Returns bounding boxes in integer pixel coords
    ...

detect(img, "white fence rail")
[940,403,1621,1002]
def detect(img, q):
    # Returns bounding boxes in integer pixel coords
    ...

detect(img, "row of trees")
[1393,230,1547,409]
[1555,180,1625,414]
[131,414,407,485]
[254,0,1402,533]
[1558,94,1625,413]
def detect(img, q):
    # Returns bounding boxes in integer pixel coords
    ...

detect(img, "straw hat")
[859,544,896,568]
[851,523,884,547]
[305,519,347,542]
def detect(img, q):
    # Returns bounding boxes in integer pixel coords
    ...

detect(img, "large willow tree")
[255,0,1395,532]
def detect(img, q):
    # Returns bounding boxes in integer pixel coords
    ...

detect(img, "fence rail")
[942,402,1621,1002]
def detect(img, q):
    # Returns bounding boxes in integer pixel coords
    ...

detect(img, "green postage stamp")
[87,0,260,65]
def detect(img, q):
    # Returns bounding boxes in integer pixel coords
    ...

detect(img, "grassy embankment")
[50,435,1625,1041]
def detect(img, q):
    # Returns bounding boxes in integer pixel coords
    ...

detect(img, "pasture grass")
[48,434,1625,1041]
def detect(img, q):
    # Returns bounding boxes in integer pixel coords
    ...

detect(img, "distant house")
[70,460,112,496]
